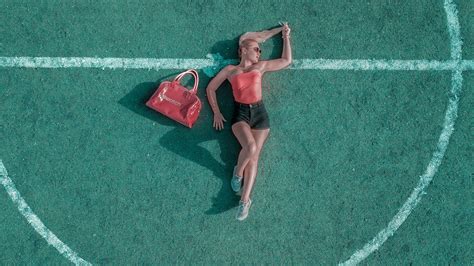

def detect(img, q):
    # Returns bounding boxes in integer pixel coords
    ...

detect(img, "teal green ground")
[0,0,473,264]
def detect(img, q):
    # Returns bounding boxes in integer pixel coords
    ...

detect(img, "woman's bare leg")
[232,122,258,179]
[240,129,270,202]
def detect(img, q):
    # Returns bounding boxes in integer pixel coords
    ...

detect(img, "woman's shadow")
[118,35,283,215]
[118,68,240,215]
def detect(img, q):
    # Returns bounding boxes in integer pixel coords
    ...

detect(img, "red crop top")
[229,70,262,104]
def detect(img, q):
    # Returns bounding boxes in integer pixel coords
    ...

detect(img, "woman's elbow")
[206,85,217,95]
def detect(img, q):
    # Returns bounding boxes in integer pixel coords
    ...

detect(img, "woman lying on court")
[206,23,292,221]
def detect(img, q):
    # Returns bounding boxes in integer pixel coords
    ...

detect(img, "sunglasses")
[251,47,262,53]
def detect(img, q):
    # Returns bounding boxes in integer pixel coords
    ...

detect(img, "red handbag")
[146,69,201,128]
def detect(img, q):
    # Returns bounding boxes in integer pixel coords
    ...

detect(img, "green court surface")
[0,0,473,264]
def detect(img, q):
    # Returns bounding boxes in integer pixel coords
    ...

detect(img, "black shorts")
[231,101,270,129]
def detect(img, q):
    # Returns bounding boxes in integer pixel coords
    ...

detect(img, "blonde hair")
[238,39,258,58]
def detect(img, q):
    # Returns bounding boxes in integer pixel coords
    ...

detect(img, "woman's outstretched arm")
[239,27,283,44]
[261,23,292,72]
[206,65,231,130]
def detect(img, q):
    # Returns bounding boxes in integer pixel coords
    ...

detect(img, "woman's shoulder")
[224,65,237,71]
[218,65,237,75]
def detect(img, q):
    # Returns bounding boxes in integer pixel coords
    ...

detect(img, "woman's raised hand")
[213,112,227,130]
[280,22,291,37]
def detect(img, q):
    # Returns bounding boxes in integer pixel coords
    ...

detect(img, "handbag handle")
[174,69,199,95]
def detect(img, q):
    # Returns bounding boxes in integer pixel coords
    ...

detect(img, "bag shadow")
[118,71,241,215]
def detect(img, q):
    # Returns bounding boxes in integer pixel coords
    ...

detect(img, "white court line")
[293,59,473,71]
[0,1,469,265]
[0,161,91,265]
[0,56,473,71]
[444,0,463,60]
[340,0,464,264]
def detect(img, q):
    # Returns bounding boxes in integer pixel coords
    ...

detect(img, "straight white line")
[0,1,470,265]
[0,160,91,265]
[0,56,215,70]
[0,56,473,71]
[294,59,473,71]
[462,60,474,70]
[292,59,459,70]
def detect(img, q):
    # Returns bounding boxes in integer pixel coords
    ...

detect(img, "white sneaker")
[236,199,252,221]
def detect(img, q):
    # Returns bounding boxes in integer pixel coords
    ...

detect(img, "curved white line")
[340,0,463,264]
[444,0,463,60]
[0,0,466,264]
[0,160,91,265]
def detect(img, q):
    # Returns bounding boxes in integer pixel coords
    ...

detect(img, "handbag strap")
[173,69,199,95]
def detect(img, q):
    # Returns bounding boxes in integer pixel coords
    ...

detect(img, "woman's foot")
[236,199,252,221]
[231,166,242,192]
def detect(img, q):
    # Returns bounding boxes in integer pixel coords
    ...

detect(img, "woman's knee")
[243,141,258,157]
